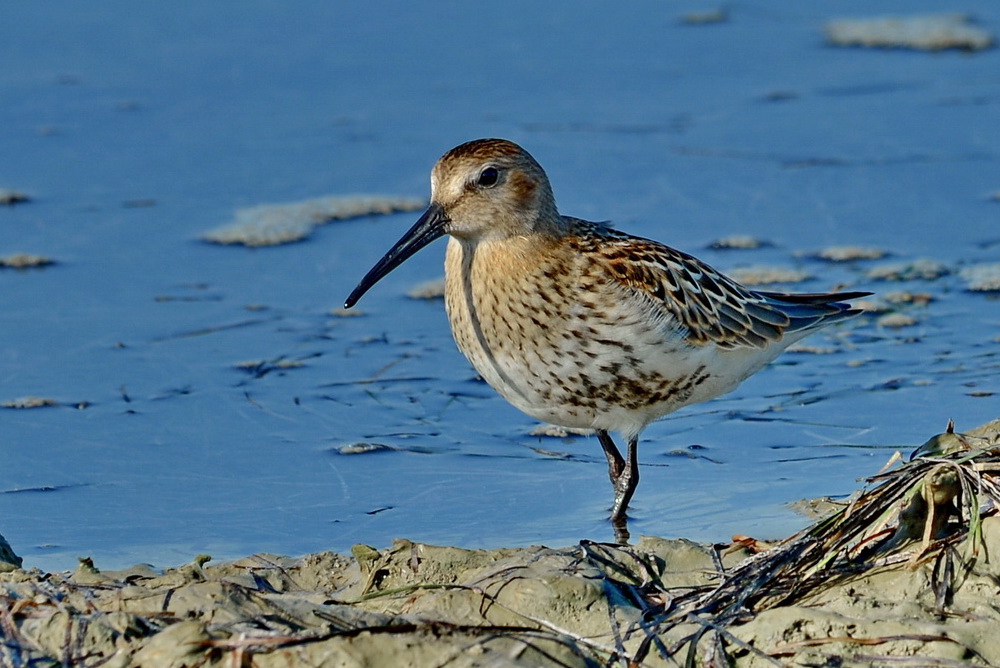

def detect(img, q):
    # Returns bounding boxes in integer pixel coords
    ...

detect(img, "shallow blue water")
[2,1,998,572]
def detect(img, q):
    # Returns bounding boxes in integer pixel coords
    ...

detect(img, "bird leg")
[610,435,639,522]
[597,430,640,543]
[596,429,625,483]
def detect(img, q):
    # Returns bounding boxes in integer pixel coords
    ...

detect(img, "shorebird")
[345,138,867,537]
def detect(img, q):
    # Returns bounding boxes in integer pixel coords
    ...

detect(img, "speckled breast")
[442,236,724,434]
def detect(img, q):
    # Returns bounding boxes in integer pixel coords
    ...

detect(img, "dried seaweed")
[588,418,1000,665]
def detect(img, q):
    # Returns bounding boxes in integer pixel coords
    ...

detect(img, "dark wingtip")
[758,290,872,305]
[755,289,872,334]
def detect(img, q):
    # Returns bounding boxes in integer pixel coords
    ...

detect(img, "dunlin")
[345,138,868,536]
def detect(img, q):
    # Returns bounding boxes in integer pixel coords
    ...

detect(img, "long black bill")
[344,202,449,308]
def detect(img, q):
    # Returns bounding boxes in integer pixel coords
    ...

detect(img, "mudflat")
[3,418,998,667]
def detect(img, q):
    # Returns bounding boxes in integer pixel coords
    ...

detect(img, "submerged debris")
[877,312,918,328]
[866,258,949,282]
[726,265,811,286]
[202,195,425,247]
[882,290,933,305]
[0,253,55,269]
[233,357,307,378]
[825,14,996,52]
[406,277,446,300]
[761,90,799,103]
[708,235,768,250]
[960,263,1000,292]
[0,189,30,205]
[854,297,890,314]
[810,245,886,262]
[2,396,59,409]
[854,291,932,315]
[338,442,393,455]
[679,8,728,25]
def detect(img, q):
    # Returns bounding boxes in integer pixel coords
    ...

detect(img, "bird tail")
[758,290,871,333]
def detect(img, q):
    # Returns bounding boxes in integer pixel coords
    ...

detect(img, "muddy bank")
[2,417,999,667]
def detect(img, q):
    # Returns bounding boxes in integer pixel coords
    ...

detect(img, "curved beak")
[344,202,449,308]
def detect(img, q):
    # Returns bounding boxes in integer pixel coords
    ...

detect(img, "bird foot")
[612,514,631,544]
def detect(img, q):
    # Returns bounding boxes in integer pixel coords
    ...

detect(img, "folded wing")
[596,236,867,349]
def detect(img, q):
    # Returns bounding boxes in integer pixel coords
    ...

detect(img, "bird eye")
[477,166,500,188]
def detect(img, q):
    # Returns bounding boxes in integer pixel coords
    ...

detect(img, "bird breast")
[442,235,727,434]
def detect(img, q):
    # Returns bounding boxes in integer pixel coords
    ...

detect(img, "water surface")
[2,1,998,571]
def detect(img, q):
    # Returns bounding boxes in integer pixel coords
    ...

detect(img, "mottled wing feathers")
[597,239,787,348]
[572,221,866,349]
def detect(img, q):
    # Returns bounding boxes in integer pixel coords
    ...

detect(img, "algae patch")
[0,253,55,269]
[202,195,425,247]
[726,265,811,286]
[0,189,30,205]
[825,14,996,52]
[960,263,1000,292]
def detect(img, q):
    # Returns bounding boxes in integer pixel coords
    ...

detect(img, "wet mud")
[2,418,998,667]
